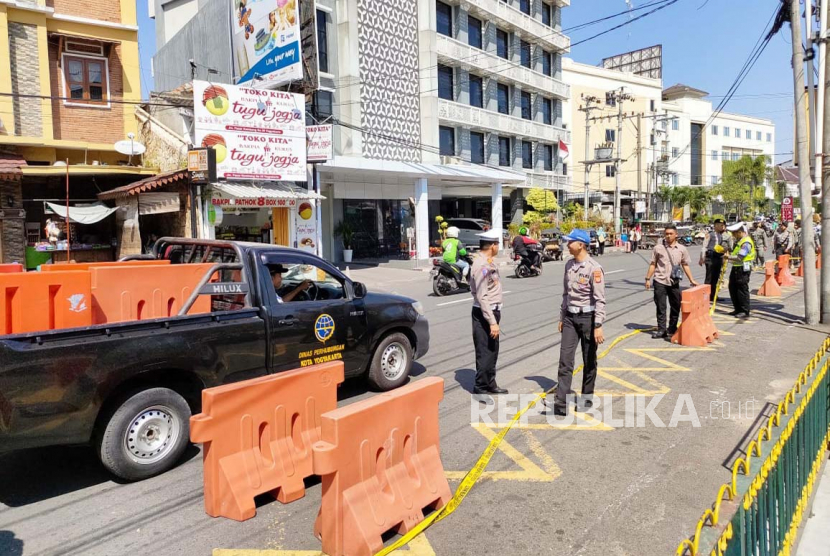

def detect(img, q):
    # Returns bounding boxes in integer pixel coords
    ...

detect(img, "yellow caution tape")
[375,326,651,556]
[709,260,729,315]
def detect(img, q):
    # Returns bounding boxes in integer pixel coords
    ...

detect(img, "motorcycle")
[679,234,694,246]
[431,254,473,296]
[514,242,544,278]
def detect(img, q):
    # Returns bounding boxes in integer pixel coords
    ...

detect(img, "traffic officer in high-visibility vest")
[726,222,756,319]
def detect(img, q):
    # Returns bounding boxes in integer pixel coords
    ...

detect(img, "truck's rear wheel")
[97,387,191,481]
[367,333,412,391]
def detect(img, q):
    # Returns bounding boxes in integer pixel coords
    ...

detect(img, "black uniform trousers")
[728,266,751,314]
[472,307,501,391]
[555,312,598,410]
[654,280,682,334]
[704,256,724,301]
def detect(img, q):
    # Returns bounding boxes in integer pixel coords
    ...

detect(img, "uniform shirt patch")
[594,270,602,283]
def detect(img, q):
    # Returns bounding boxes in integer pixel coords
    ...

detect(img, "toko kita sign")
[193,80,307,181]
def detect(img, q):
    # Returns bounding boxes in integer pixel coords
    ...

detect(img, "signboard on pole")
[193,80,307,181]
[232,0,303,87]
[307,124,332,162]
[634,200,646,215]
[295,200,318,253]
[187,148,217,184]
[782,196,794,222]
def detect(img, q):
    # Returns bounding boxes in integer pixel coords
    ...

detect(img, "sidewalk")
[796,455,830,556]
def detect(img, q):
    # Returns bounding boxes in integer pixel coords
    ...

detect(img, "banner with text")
[307,124,332,162]
[295,200,318,252]
[231,0,302,87]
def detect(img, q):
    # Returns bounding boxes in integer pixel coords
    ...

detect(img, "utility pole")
[636,113,643,209]
[609,87,633,233]
[790,0,820,324]
[819,0,830,322]
[807,1,818,163]
[579,95,601,221]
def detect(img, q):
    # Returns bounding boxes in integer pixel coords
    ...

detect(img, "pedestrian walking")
[750,222,767,267]
[470,229,508,399]
[726,222,756,318]
[645,225,699,340]
[547,229,605,416]
[699,218,732,301]
[630,227,641,253]
[596,227,606,256]
[773,223,793,259]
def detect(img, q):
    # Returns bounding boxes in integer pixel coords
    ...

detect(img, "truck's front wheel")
[367,333,412,391]
[96,388,191,481]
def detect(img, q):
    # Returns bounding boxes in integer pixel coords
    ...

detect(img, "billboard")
[295,200,318,252]
[193,80,307,181]
[782,196,794,223]
[232,0,303,87]
[602,45,663,79]
[306,124,332,162]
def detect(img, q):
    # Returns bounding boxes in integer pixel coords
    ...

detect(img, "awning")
[0,152,26,181]
[211,182,325,203]
[98,169,189,200]
[139,192,181,215]
[46,202,118,224]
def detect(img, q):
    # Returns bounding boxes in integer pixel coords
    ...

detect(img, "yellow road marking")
[213,534,435,556]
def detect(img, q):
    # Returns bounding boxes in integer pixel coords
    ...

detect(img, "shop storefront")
[342,199,414,260]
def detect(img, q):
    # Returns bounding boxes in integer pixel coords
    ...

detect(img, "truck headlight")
[411,301,424,316]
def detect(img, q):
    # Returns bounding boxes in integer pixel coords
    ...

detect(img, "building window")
[542,2,552,26]
[520,40,531,68]
[724,126,730,137]
[672,174,678,186]
[672,147,679,158]
[470,131,485,164]
[563,162,567,175]
[732,152,740,161]
[541,50,552,77]
[316,10,329,73]
[710,175,718,186]
[520,0,530,15]
[711,150,717,161]
[756,131,762,141]
[438,64,453,100]
[63,55,108,104]
[541,98,552,125]
[606,165,616,177]
[521,91,532,120]
[543,144,553,171]
[522,141,533,168]
[436,1,452,37]
[469,75,483,108]
[722,151,728,160]
[734,127,741,139]
[767,132,772,142]
[746,129,752,139]
[468,16,483,49]
[439,126,455,156]
[650,99,656,112]
[671,119,679,130]
[497,83,509,115]
[605,129,615,142]
[499,136,511,167]
[310,90,333,120]
[606,92,616,107]
[496,29,509,59]
[712,125,718,135]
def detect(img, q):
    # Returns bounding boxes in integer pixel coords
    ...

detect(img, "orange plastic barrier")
[757,261,782,297]
[40,260,170,272]
[671,285,718,347]
[0,271,92,334]
[0,263,22,273]
[313,377,451,556]
[796,260,804,277]
[190,362,344,521]
[776,255,796,287]
[89,263,214,323]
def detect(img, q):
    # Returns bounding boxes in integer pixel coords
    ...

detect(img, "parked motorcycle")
[679,234,694,246]
[514,242,544,278]
[431,254,473,296]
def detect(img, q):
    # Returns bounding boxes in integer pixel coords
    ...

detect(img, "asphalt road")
[1,246,826,556]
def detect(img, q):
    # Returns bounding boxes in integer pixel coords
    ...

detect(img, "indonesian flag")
[558,139,570,160]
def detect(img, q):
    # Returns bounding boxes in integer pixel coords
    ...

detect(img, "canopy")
[46,202,118,225]
[211,182,325,201]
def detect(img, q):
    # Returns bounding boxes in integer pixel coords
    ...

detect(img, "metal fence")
[677,337,830,556]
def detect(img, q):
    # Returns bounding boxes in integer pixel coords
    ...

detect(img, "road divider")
[777,255,797,287]
[757,261,781,297]
[672,285,718,347]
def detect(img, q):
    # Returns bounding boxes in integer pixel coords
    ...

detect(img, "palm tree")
[687,187,711,218]
[722,155,772,218]
[656,185,677,219]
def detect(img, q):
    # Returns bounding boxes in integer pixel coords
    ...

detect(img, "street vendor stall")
[28,202,118,267]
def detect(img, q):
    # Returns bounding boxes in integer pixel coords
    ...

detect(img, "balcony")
[459,0,570,52]
[436,36,569,100]
[525,172,571,191]
[438,99,570,145]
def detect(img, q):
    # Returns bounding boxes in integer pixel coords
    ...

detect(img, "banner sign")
[295,200,318,252]
[193,80,306,181]
[782,196,794,223]
[187,147,217,184]
[232,0,302,87]
[307,124,332,162]
[212,196,297,208]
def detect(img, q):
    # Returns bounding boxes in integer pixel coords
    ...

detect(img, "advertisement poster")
[193,80,306,181]
[307,124,332,162]
[295,200,318,252]
[782,196,794,223]
[232,0,302,87]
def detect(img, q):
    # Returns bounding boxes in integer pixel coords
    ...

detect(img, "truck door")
[259,254,368,374]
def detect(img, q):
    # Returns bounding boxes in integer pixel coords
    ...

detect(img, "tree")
[719,155,772,217]
[656,185,678,217]
[686,187,711,218]
[521,188,559,234]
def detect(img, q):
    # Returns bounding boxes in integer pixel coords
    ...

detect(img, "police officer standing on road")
[750,222,767,267]
[727,222,756,319]
[699,218,731,302]
[546,229,605,417]
[470,229,508,398]
[774,222,793,259]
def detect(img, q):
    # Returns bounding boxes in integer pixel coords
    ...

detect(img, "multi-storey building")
[0,0,149,264]
[151,0,571,261]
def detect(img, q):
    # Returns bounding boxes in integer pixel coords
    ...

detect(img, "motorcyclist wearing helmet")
[512,226,541,271]
[442,226,470,281]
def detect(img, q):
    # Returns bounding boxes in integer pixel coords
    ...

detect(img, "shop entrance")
[343,199,413,260]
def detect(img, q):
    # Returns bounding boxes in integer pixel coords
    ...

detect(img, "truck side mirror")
[353,281,367,299]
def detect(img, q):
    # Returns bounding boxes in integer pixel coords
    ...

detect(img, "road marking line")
[213,534,435,556]
[435,291,511,307]
[605,269,627,275]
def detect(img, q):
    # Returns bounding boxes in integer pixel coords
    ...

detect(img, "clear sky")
[136,0,797,163]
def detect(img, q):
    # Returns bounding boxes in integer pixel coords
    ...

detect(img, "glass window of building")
[563,162,567,175]
[496,29,509,59]
[734,127,741,139]
[470,132,485,164]
[543,144,553,171]
[710,175,718,186]
[724,126,730,137]
[711,150,717,161]
[541,50,552,77]
[310,90,333,120]
[316,10,329,73]
[436,1,452,37]
[672,174,678,185]
[438,65,453,100]
[497,83,509,114]
[756,131,762,141]
[732,152,740,161]
[541,98,552,125]
[521,91,532,120]
[767,133,772,142]
[499,136,511,166]
[712,125,718,135]
[746,129,752,139]
[650,99,656,112]
[520,0,530,15]
[606,92,616,107]
[672,147,679,158]
[439,126,455,156]
[606,165,616,177]
[672,119,679,130]
[722,151,728,160]
[522,141,533,169]
[605,129,615,142]
[542,2,551,26]
[342,200,414,259]
[520,40,531,68]
[469,75,483,108]
[469,16,483,49]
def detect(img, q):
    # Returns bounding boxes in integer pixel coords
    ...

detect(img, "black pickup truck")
[0,238,429,480]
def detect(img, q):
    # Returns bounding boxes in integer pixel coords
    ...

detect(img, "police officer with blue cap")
[546,229,606,416]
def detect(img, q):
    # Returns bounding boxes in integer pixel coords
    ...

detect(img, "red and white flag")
[558,139,570,160]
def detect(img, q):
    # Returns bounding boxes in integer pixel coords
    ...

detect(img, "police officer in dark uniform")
[699,218,731,302]
[546,229,606,416]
